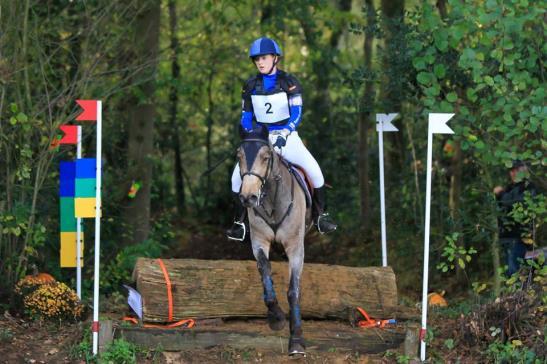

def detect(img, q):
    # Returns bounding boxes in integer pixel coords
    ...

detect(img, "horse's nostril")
[239,195,246,205]
[249,195,258,204]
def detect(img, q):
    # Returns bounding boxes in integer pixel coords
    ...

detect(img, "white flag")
[428,113,455,134]
[376,113,399,132]
[124,284,143,319]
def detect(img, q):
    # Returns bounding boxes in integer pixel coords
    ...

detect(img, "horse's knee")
[256,249,271,275]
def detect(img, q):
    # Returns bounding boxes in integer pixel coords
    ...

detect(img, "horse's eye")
[262,155,270,161]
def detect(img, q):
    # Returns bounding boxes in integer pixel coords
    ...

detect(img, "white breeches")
[231,132,324,193]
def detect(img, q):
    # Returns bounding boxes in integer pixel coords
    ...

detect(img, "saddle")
[279,158,313,208]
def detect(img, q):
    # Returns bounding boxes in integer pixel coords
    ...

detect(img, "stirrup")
[227,221,246,241]
[316,213,337,234]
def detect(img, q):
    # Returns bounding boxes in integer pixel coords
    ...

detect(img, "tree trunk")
[300,0,351,163]
[133,258,399,322]
[123,0,160,245]
[380,0,405,171]
[359,0,376,230]
[168,0,185,216]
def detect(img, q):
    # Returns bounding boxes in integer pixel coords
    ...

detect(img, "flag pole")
[76,125,82,299]
[420,124,434,361]
[420,113,454,361]
[376,113,398,267]
[92,101,102,355]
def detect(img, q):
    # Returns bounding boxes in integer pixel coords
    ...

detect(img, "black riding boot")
[226,192,246,241]
[312,187,337,234]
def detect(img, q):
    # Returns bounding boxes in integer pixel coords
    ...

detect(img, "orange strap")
[157,258,174,322]
[355,307,395,329]
[122,316,195,329]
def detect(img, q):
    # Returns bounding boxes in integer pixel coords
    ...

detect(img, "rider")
[226,36,337,241]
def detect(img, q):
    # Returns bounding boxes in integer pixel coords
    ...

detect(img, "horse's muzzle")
[240,193,259,208]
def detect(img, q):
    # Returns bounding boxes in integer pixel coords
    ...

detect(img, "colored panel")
[60,232,84,268]
[75,158,96,178]
[75,197,101,218]
[60,161,76,197]
[75,178,96,198]
[60,197,76,232]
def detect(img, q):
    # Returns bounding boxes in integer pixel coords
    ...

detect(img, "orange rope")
[355,307,396,329]
[157,258,174,322]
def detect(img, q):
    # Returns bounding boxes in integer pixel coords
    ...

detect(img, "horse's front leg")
[254,246,286,331]
[287,244,305,355]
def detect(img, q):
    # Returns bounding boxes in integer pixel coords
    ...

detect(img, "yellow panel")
[74,197,101,218]
[60,232,84,268]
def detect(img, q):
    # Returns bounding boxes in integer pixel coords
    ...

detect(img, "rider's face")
[253,54,277,74]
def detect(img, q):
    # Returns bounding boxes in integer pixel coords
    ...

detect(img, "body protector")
[242,71,303,129]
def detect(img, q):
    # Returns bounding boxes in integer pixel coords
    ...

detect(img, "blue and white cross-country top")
[240,70,303,132]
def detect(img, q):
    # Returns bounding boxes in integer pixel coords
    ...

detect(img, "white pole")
[378,124,388,267]
[420,113,454,362]
[76,125,82,299]
[92,101,102,355]
[376,113,398,267]
[420,128,433,362]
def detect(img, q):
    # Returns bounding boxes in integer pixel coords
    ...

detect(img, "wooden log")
[118,319,406,354]
[133,258,398,322]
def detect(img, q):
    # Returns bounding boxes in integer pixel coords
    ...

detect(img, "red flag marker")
[76,100,97,121]
[59,125,78,144]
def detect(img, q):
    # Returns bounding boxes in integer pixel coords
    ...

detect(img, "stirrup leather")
[227,220,246,241]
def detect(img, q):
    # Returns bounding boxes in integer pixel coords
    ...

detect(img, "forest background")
[0,0,545,308]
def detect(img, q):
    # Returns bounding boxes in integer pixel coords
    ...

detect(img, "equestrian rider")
[226,37,337,241]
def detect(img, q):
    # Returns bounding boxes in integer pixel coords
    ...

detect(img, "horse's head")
[237,124,273,208]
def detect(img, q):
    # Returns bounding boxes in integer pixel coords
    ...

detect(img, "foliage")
[485,340,543,364]
[99,339,138,364]
[100,238,166,294]
[436,232,477,273]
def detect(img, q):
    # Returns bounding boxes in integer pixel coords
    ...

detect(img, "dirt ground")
[0,312,395,364]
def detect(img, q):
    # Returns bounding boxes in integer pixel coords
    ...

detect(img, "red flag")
[59,125,78,144]
[76,100,97,121]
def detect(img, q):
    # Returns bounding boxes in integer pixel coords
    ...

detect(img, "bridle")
[239,138,274,201]
[238,136,296,233]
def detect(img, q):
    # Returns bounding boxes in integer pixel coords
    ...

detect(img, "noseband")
[239,138,274,194]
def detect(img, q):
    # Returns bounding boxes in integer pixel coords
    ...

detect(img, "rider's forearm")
[240,111,253,131]
[287,94,303,131]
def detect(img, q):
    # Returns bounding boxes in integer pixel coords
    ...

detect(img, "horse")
[236,124,312,356]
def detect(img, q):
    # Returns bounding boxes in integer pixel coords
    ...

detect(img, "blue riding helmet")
[249,37,282,58]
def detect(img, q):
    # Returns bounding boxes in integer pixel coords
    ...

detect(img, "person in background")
[493,160,537,276]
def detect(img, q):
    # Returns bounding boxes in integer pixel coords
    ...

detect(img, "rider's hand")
[270,129,290,149]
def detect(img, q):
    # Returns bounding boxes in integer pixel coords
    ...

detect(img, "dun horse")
[237,125,311,356]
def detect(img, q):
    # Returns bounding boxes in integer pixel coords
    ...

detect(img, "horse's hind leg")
[255,248,286,331]
[287,246,306,355]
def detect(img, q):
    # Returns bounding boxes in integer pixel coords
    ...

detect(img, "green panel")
[60,197,76,232]
[75,178,96,198]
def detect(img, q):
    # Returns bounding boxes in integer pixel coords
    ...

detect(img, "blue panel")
[75,158,97,178]
[60,161,75,197]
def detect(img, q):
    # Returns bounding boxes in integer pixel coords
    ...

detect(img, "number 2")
[265,103,273,114]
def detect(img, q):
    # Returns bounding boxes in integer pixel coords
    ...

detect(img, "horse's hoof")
[267,306,286,331]
[288,337,306,356]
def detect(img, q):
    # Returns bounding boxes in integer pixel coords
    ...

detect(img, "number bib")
[251,92,290,124]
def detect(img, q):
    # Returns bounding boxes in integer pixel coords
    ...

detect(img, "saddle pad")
[280,158,312,207]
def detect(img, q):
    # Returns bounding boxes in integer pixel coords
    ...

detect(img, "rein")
[239,138,295,234]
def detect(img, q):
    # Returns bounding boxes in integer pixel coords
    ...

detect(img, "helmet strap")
[266,56,278,75]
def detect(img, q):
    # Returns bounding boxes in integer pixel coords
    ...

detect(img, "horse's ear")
[239,124,247,139]
[258,124,269,140]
